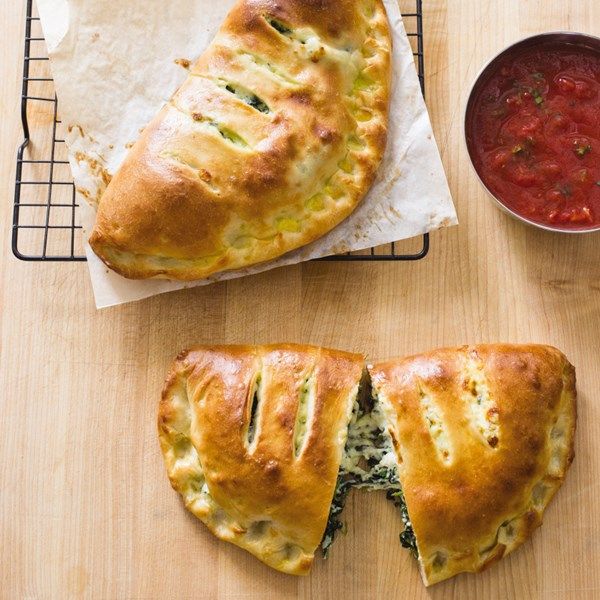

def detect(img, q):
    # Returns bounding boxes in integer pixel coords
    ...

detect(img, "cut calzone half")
[158,344,365,574]
[368,344,577,585]
[90,0,391,280]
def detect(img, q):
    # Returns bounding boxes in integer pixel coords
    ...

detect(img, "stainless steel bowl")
[464,31,600,234]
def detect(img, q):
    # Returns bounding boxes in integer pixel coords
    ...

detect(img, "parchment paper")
[36,0,457,308]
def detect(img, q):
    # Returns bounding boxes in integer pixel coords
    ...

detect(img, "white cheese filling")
[321,393,417,558]
[340,397,400,489]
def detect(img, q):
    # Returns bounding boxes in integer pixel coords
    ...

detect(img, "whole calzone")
[90,0,391,280]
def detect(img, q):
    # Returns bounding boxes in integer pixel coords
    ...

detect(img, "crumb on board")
[174,58,191,69]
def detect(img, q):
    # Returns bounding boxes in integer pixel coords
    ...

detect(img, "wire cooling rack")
[13,0,429,262]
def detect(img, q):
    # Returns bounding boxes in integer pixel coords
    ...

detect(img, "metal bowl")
[464,31,600,234]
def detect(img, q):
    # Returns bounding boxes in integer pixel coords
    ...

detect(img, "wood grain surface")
[1,1,599,599]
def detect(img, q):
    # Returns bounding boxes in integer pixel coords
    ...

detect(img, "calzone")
[90,0,391,280]
[158,344,365,574]
[368,344,577,585]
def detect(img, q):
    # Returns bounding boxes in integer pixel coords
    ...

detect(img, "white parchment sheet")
[37,0,457,308]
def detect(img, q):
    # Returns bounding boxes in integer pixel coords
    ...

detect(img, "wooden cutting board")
[1,0,599,598]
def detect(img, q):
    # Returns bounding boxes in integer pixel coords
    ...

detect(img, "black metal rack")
[13,0,429,262]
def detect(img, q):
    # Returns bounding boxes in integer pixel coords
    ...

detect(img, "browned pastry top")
[369,344,576,585]
[90,0,391,279]
[158,344,364,574]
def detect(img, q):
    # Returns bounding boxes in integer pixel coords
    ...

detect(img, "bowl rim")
[463,30,600,234]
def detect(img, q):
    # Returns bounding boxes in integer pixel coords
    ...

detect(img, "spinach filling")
[321,390,418,559]
[224,84,270,114]
[320,476,353,555]
[266,17,293,37]
[388,489,419,558]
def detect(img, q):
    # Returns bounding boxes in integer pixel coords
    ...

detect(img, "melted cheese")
[322,393,417,557]
[340,397,400,488]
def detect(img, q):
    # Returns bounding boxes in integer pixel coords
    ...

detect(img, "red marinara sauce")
[467,41,600,230]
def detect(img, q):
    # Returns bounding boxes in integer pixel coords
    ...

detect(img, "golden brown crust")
[158,344,364,574]
[90,0,391,280]
[368,344,577,586]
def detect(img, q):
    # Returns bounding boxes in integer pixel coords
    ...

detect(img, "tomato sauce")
[467,41,600,229]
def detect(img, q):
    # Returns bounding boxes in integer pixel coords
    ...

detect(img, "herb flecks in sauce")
[574,141,592,158]
[533,89,544,105]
